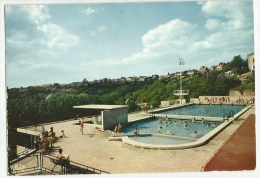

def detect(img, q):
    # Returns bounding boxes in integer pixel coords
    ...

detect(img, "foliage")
[7,55,254,125]
[222,55,249,74]
[235,73,255,93]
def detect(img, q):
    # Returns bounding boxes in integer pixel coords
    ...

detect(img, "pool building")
[73,104,128,130]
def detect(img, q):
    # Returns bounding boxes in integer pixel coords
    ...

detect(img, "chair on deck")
[50,157,70,174]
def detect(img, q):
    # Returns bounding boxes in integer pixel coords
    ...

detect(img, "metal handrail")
[43,154,109,174]
[9,151,110,175]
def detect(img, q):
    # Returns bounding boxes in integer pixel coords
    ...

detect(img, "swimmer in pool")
[133,128,139,135]
[166,130,173,135]
[192,131,198,137]
[157,126,163,133]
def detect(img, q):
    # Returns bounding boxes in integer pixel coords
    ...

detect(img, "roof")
[17,128,41,136]
[73,104,128,110]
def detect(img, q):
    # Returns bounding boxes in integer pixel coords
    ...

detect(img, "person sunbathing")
[59,130,66,138]
[55,148,70,166]
[56,148,69,160]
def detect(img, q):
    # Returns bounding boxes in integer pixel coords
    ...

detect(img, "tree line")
[7,55,254,126]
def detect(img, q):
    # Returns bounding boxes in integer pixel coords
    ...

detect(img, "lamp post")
[178,58,185,104]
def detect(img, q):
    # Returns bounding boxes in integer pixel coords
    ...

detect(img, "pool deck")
[29,105,256,174]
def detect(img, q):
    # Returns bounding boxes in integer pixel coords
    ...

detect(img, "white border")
[0,1,259,178]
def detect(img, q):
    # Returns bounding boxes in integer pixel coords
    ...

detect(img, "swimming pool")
[155,104,246,118]
[111,104,251,149]
[122,118,220,139]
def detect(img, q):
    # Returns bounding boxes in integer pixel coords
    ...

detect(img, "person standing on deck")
[80,119,84,135]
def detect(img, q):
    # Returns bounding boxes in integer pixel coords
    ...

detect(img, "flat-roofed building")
[73,104,128,131]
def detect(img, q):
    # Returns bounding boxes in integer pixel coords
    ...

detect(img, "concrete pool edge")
[152,103,249,121]
[114,104,253,150]
[154,114,222,121]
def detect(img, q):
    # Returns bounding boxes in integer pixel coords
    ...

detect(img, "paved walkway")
[202,114,256,171]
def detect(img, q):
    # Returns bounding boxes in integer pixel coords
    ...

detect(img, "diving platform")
[173,90,189,96]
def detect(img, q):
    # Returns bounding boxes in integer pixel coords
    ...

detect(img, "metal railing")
[9,151,40,175]
[9,151,109,175]
[43,154,109,174]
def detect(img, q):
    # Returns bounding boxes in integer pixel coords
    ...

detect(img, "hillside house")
[247,52,255,72]
[199,66,209,73]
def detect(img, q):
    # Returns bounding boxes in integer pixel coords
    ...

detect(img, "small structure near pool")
[73,104,128,131]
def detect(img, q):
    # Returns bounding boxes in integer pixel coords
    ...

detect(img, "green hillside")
[7,55,254,125]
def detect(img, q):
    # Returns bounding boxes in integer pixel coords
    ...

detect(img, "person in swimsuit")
[80,119,84,135]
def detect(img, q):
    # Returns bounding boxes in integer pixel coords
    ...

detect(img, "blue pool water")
[122,118,221,139]
[157,104,245,117]
[121,104,246,146]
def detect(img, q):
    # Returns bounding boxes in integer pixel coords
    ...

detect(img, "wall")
[102,107,128,130]
[160,100,175,107]
[190,98,200,103]
[175,99,186,104]
[199,95,255,104]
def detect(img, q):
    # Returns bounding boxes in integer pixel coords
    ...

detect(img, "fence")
[9,151,109,175]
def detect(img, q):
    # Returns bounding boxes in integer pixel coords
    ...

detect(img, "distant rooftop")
[73,104,128,110]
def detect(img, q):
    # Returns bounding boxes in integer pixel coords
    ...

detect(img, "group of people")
[38,127,67,154]
[112,117,217,138]
[156,116,219,137]
[202,96,231,104]
[159,116,169,123]
[157,125,199,137]
[159,117,193,129]
[236,97,255,105]
[201,96,255,105]
[114,123,138,135]
[37,128,70,167]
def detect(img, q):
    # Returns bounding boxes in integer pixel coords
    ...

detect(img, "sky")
[5,0,254,88]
